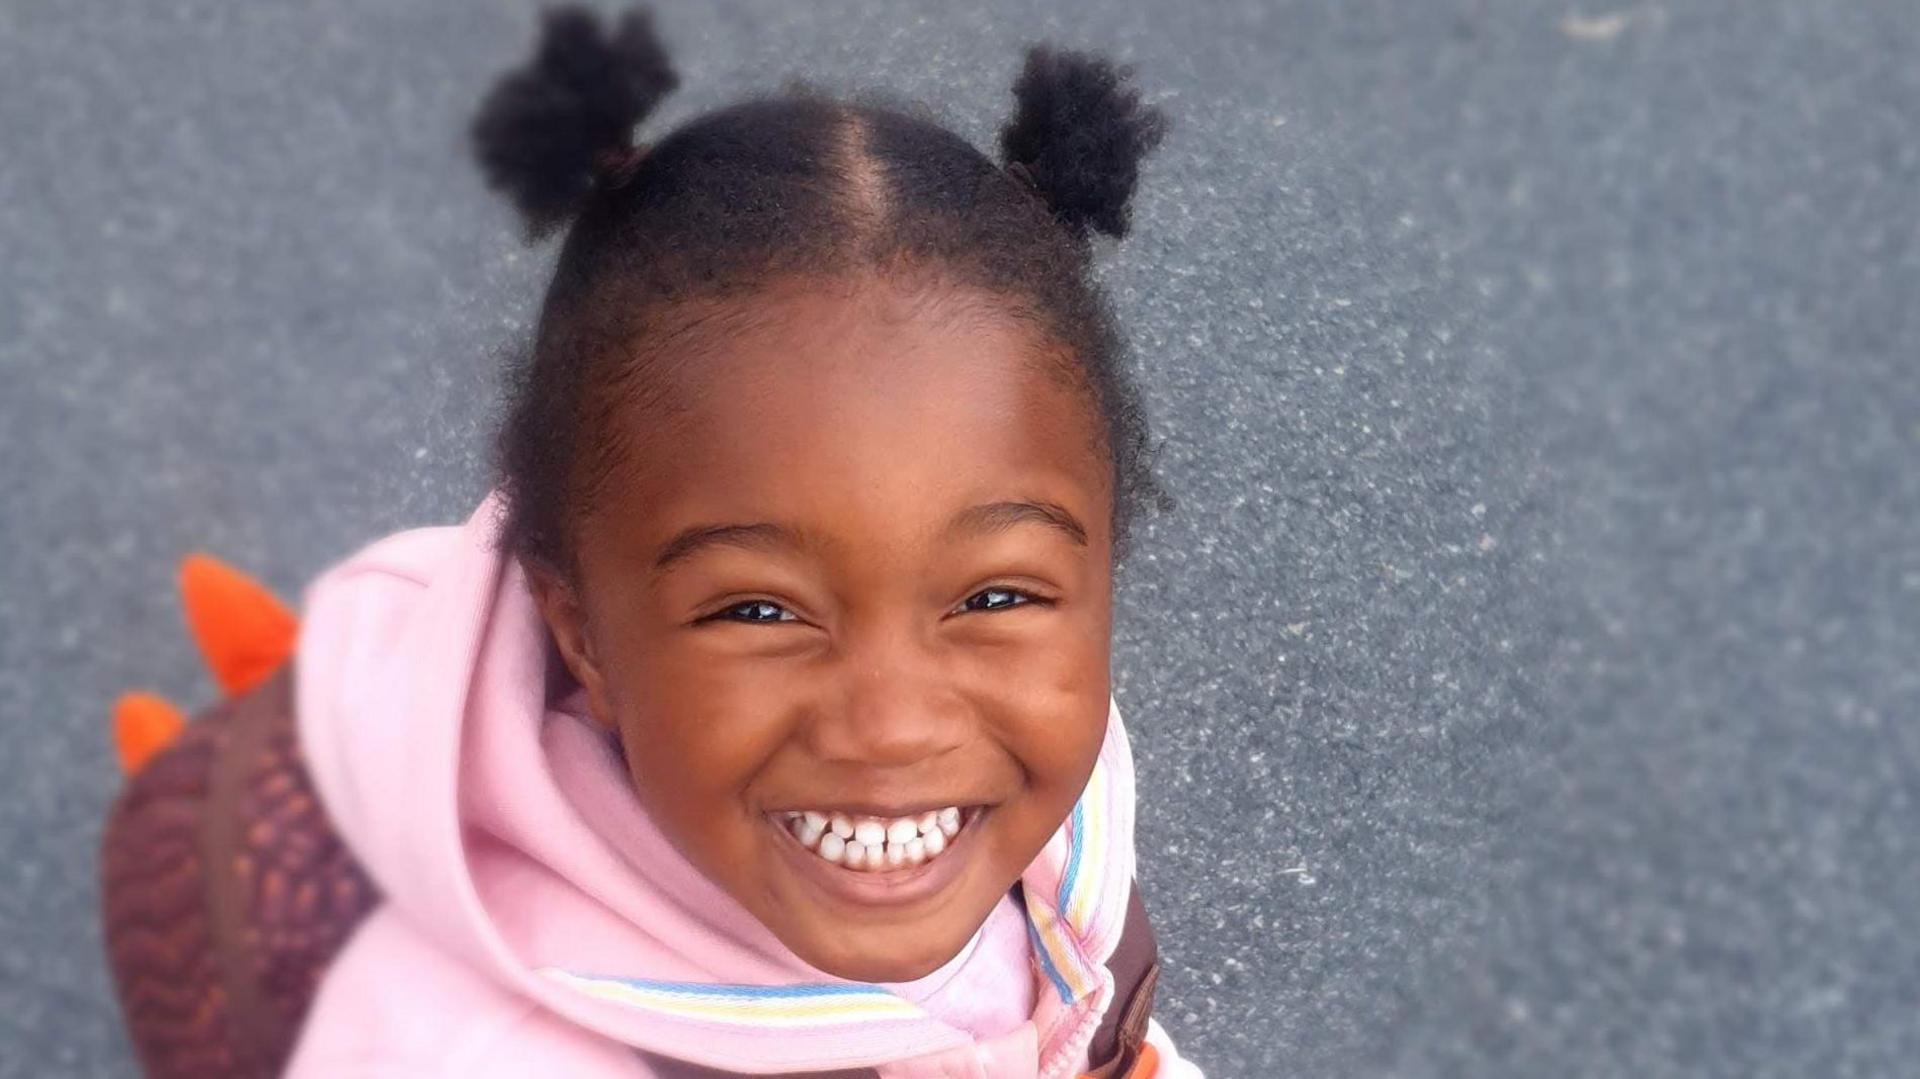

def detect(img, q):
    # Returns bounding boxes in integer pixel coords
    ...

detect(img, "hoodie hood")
[293,492,1142,1077]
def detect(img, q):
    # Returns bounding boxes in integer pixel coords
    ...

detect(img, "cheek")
[967,647,1109,881]
[963,615,1112,796]
[605,646,793,828]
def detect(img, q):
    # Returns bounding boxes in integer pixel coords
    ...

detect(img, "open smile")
[764,805,990,908]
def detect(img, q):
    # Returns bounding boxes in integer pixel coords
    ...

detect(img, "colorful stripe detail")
[1055,760,1112,933]
[539,969,929,1028]
[1021,752,1115,1007]
[1023,885,1099,1004]
[1025,912,1076,1004]
[1057,802,1086,916]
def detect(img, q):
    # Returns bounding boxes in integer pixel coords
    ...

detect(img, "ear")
[525,561,617,732]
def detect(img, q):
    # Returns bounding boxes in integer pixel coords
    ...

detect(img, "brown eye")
[959,588,1037,614]
[711,600,797,624]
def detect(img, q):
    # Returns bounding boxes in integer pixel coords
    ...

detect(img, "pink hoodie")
[285,493,1201,1078]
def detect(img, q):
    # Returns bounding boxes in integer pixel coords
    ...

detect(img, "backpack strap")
[1081,883,1163,1078]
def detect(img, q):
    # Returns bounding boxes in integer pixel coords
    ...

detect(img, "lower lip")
[765,808,989,909]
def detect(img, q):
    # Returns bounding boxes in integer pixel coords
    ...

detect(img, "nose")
[804,623,968,768]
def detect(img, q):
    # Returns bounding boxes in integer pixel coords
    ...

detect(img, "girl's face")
[532,274,1116,983]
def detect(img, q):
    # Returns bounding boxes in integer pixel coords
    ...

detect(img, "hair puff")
[998,46,1169,242]
[471,5,678,240]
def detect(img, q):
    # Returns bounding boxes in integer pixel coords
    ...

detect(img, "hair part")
[472,5,1175,580]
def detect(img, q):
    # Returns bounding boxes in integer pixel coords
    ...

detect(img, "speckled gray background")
[4,1,1916,1076]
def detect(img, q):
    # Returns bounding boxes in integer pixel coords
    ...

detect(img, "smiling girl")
[101,5,1199,1076]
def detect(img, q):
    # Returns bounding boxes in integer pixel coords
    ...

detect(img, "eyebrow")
[650,499,1089,574]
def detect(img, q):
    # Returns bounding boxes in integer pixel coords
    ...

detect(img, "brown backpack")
[101,665,378,1078]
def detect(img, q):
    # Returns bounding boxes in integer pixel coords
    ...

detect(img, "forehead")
[587,275,1110,554]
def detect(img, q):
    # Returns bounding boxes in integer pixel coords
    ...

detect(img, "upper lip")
[763,799,988,818]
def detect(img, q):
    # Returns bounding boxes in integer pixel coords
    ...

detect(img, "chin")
[789,925,971,984]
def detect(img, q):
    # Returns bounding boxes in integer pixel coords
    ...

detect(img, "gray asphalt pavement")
[3,1,1916,1076]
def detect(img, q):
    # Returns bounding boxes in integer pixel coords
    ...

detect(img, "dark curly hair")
[471,5,1174,579]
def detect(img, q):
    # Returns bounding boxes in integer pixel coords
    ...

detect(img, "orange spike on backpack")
[178,552,298,696]
[110,554,299,777]
[110,692,187,776]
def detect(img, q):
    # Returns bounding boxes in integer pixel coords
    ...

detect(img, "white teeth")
[817,831,846,863]
[784,806,970,873]
[795,815,825,846]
